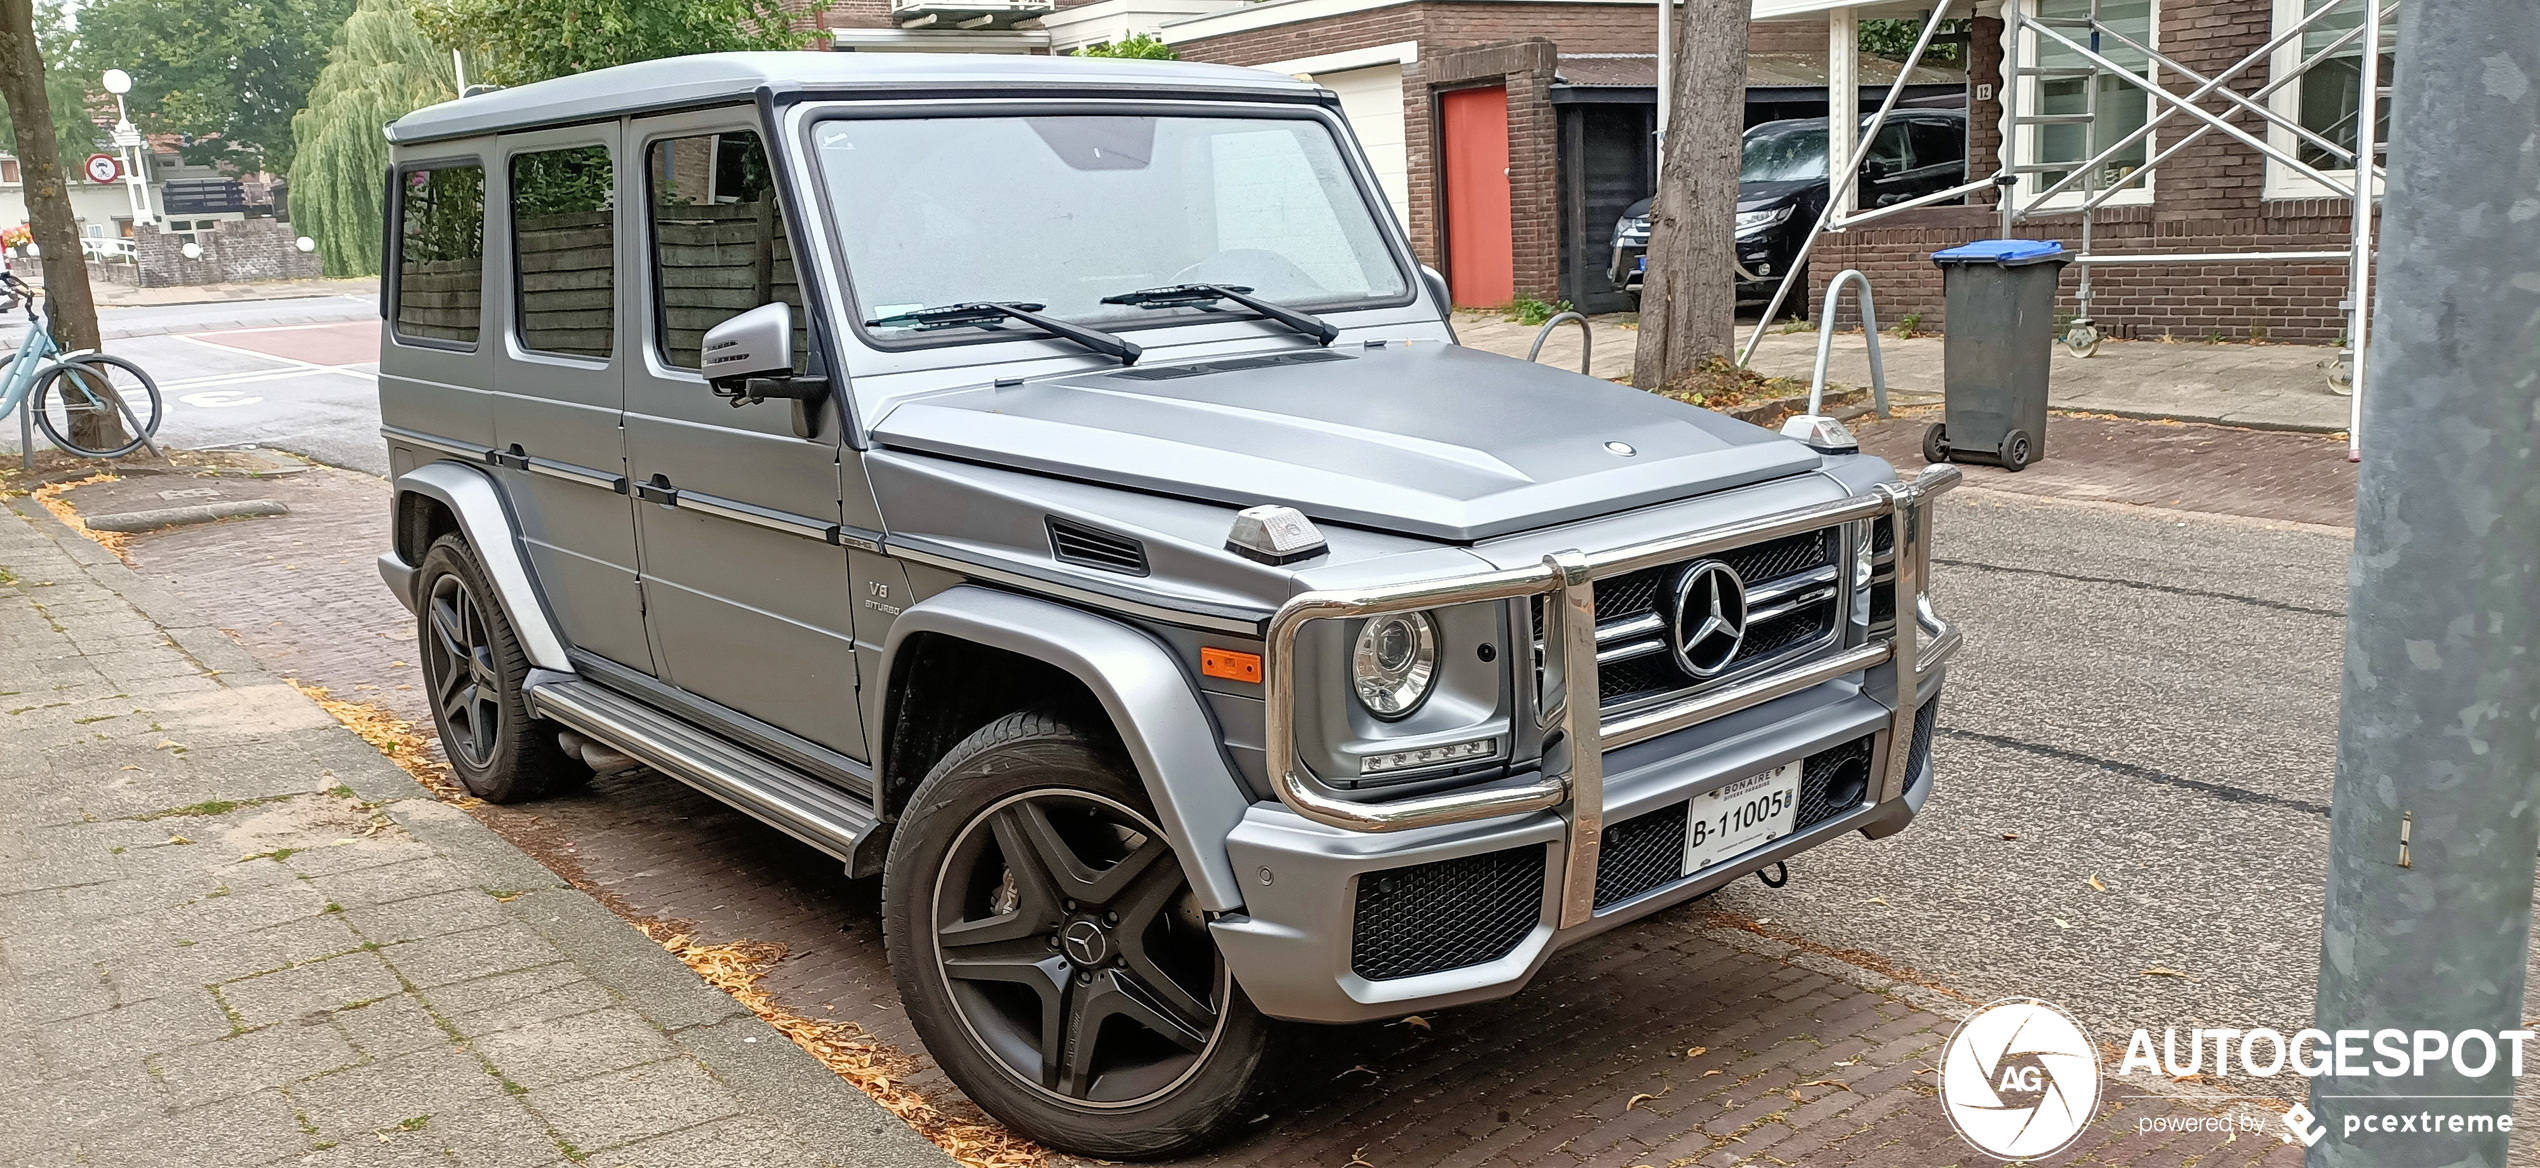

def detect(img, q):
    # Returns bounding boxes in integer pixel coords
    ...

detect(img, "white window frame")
[2263,0,2392,200]
[2006,0,2159,211]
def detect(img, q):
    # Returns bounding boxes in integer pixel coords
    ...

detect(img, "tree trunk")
[1632,0,1749,391]
[0,0,116,451]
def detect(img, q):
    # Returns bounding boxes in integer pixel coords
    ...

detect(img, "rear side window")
[646,131,806,372]
[1909,121,1965,169]
[1866,122,1912,171]
[510,145,615,359]
[395,164,486,345]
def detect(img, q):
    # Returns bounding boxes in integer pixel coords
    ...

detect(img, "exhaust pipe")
[556,730,642,777]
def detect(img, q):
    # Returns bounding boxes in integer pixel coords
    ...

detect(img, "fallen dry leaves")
[644,926,1043,1168]
[30,474,130,558]
[283,679,472,803]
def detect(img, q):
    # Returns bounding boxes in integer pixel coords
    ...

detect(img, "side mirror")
[1420,265,1459,344]
[702,302,795,384]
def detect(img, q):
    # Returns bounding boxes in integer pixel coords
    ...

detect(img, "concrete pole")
[1826,7,1859,223]
[2306,1,2540,1165]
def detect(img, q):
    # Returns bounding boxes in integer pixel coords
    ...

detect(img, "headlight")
[1613,216,1650,247]
[1735,206,1794,236]
[1352,612,1439,719]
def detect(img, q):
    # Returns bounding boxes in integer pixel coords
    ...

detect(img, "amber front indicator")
[1200,647,1263,684]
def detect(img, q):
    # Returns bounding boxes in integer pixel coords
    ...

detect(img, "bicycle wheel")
[33,354,162,459]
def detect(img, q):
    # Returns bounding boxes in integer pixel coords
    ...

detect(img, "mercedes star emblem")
[1670,560,1749,678]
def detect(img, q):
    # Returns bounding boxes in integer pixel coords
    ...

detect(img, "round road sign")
[83,153,121,184]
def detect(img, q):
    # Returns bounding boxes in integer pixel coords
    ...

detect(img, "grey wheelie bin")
[1924,238,2068,472]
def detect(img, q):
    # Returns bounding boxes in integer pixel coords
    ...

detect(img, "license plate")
[1635,255,1647,272]
[1683,762,1800,875]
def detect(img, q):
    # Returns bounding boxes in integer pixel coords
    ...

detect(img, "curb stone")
[1,493,960,1168]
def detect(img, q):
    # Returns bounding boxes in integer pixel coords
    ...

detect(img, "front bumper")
[1215,667,1941,1023]
[1608,236,1784,297]
[1223,466,1962,1023]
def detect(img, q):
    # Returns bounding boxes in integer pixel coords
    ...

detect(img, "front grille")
[1350,845,1544,981]
[1594,806,1687,908]
[1796,734,1876,829]
[1561,527,1846,711]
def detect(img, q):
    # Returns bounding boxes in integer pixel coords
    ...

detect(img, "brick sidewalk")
[38,438,2341,1166]
[0,493,951,1168]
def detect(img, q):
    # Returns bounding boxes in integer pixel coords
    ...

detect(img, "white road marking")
[177,390,265,409]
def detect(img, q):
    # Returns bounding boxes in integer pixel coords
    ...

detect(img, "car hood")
[868,342,1819,541]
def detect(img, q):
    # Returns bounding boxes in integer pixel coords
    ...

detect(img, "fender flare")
[881,586,1251,913]
[387,460,575,673]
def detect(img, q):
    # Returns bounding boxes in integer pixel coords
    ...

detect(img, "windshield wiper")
[1102,284,1339,346]
[864,301,1141,365]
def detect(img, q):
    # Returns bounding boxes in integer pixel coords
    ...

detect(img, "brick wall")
[1176,6,1818,301]
[130,219,323,288]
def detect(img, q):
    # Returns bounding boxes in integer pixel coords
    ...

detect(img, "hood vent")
[1047,517,1149,576]
[1110,349,1353,382]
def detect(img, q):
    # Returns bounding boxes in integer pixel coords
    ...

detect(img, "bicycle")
[0,275,163,460]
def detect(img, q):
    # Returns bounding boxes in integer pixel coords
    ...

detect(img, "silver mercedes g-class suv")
[373,52,1960,1158]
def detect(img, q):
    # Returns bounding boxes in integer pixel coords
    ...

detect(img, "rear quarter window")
[395,164,487,346]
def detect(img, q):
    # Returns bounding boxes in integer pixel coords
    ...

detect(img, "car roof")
[1746,109,1965,137]
[387,51,1332,146]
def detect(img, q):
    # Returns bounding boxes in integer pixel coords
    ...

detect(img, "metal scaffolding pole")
[2307,2,2540,1165]
[1734,0,1954,369]
[2339,0,2383,461]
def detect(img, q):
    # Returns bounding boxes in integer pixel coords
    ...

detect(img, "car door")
[1906,118,1969,199]
[489,124,654,673]
[1860,120,1916,207]
[622,111,866,757]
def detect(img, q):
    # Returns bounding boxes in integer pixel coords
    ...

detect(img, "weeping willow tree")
[286,0,454,277]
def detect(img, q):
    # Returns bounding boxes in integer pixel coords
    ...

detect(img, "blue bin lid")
[1932,238,2066,265]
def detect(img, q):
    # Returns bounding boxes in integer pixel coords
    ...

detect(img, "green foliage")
[1892,311,1923,339]
[0,2,105,176]
[410,0,811,88]
[399,165,483,263]
[509,145,609,216]
[1859,18,1969,66]
[287,0,455,277]
[70,0,360,174]
[1506,296,1572,327]
[1074,34,1176,60]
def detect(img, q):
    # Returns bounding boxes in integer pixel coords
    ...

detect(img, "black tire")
[1922,423,1951,465]
[414,534,574,802]
[1998,428,2035,472]
[883,710,1280,1160]
[33,354,162,459]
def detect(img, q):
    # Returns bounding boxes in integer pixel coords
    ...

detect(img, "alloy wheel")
[425,573,503,768]
[931,790,1227,1107]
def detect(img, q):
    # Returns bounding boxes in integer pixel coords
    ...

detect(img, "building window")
[509,144,615,360]
[0,159,19,184]
[394,164,486,346]
[2010,0,2156,208]
[2267,0,2396,198]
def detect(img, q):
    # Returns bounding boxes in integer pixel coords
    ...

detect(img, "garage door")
[1314,65,1410,231]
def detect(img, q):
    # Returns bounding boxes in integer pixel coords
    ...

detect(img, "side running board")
[525,676,884,875]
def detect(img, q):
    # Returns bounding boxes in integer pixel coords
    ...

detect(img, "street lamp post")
[100,69,153,231]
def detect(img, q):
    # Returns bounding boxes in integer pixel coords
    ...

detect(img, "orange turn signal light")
[1200,647,1263,684]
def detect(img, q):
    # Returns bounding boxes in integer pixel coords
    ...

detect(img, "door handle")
[633,478,678,506]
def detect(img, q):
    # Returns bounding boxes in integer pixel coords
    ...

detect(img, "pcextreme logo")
[1937,998,2104,1160]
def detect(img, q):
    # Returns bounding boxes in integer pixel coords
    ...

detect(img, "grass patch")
[136,793,291,821]
[485,888,526,903]
[1505,296,1573,327]
[239,847,300,864]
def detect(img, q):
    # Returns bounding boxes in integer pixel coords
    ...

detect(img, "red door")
[1439,86,1513,308]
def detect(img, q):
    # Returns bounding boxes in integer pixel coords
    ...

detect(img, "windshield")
[814,114,1409,338]
[1742,126,1829,183]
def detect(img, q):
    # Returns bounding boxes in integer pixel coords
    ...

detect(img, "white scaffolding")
[1738,0,2390,459]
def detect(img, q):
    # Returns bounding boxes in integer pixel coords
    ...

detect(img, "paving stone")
[220,951,406,1028]
[293,1044,508,1136]
[154,1022,363,1109]
[469,1008,682,1091]
[531,1058,745,1153]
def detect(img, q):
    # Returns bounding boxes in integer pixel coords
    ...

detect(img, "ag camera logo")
[1938,998,2104,1159]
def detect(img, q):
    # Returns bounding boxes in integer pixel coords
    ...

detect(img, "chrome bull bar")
[1261,464,1964,930]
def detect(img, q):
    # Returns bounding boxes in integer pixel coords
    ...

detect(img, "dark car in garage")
[1612,109,1969,307]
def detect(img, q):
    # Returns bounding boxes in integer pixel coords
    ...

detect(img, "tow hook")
[1756,861,1789,889]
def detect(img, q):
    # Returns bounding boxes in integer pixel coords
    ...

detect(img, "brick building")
[1791,0,2389,346]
